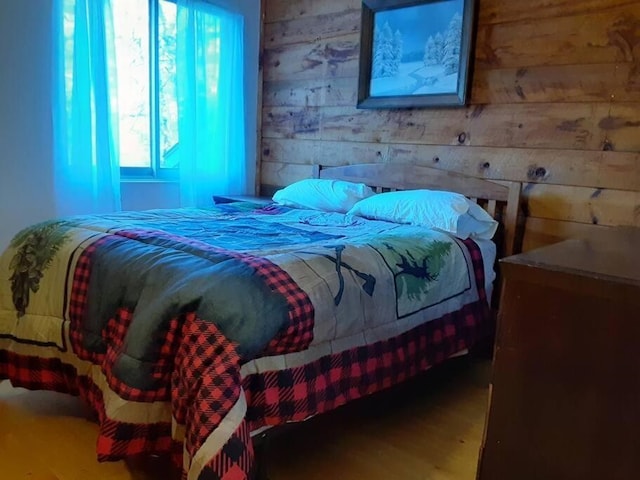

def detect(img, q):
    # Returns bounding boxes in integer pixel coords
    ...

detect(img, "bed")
[0,164,521,480]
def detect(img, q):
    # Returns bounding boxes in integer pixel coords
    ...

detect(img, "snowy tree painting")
[442,13,463,75]
[372,22,403,78]
[423,32,445,66]
[364,0,471,106]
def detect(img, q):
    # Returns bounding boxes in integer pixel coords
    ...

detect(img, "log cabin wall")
[259,0,640,251]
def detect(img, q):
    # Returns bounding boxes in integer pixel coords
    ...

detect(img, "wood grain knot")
[527,165,548,181]
[602,140,614,151]
[433,156,440,163]
[457,132,467,144]
[482,162,490,169]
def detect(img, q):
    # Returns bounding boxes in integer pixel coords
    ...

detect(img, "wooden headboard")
[313,164,522,257]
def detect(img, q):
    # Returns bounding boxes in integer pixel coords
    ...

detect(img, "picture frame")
[357,0,477,109]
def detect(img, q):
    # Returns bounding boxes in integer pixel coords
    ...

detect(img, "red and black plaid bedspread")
[0,206,492,479]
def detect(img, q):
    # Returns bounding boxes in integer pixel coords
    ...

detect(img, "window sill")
[120,177,178,184]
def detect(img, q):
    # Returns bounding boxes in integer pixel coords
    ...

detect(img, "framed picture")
[357,0,477,109]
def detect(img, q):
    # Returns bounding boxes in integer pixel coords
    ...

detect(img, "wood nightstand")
[212,194,272,205]
[478,227,640,480]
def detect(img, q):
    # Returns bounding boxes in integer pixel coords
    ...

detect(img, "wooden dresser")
[477,227,640,480]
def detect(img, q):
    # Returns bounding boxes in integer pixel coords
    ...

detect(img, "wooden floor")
[0,357,490,480]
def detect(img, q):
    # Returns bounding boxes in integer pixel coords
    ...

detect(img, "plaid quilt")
[0,203,491,479]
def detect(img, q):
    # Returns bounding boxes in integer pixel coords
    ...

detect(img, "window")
[56,0,246,206]
[112,0,179,177]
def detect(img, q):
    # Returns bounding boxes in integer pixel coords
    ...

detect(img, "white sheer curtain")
[52,0,121,216]
[176,0,246,207]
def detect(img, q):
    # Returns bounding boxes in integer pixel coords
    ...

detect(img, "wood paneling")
[264,0,360,24]
[479,0,640,25]
[522,218,611,252]
[260,0,640,250]
[523,184,640,226]
[264,63,640,107]
[472,63,640,104]
[262,161,314,187]
[263,33,360,82]
[263,103,640,151]
[264,8,360,48]
[262,139,640,191]
[264,64,640,107]
[263,77,358,107]
[475,6,640,68]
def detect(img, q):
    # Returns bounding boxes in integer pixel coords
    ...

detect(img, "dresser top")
[501,227,640,286]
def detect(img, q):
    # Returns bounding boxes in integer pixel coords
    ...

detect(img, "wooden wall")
[259,0,640,251]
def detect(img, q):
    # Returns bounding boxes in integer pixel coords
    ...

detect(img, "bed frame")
[312,163,522,257]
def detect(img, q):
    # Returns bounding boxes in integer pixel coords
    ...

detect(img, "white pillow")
[347,189,498,240]
[272,179,376,213]
[457,201,499,240]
